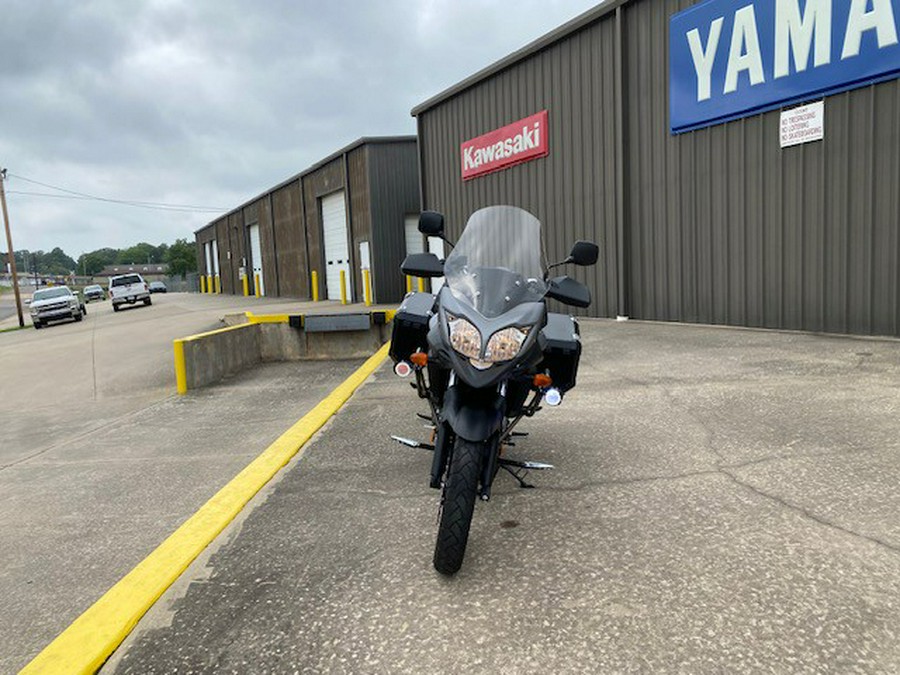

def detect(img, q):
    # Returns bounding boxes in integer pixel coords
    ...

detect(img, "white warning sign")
[780,101,824,149]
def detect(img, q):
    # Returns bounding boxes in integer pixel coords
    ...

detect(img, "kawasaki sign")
[670,0,900,133]
[461,111,549,180]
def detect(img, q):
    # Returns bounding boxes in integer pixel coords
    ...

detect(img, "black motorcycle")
[390,205,598,575]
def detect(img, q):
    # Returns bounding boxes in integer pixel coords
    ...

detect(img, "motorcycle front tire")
[433,437,481,575]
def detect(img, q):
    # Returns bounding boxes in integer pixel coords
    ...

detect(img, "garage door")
[249,224,264,296]
[322,191,350,301]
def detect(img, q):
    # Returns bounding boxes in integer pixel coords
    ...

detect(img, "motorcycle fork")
[411,364,452,489]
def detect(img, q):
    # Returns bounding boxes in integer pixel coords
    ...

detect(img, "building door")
[322,191,350,301]
[405,214,424,255]
[204,242,213,277]
[428,236,445,294]
[211,239,220,277]
[359,241,372,302]
[248,223,265,296]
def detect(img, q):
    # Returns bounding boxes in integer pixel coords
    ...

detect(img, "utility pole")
[0,168,24,327]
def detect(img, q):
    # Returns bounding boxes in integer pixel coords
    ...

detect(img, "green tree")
[78,248,119,276]
[117,242,159,265]
[165,238,197,278]
[42,247,77,275]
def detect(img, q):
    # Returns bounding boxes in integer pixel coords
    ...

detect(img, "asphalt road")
[0,289,26,322]
[108,321,900,673]
[0,292,368,673]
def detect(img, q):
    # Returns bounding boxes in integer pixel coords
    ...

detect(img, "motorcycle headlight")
[447,313,481,359]
[485,327,530,363]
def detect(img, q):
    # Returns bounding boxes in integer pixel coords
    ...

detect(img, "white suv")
[108,273,152,312]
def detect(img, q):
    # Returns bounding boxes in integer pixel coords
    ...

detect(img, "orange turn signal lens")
[533,373,552,388]
[410,352,428,367]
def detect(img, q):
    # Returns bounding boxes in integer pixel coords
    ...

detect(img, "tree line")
[2,239,198,278]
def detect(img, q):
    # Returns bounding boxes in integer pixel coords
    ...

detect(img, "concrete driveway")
[0,293,369,672]
[107,321,900,673]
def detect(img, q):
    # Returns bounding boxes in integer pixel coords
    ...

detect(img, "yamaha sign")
[670,0,900,133]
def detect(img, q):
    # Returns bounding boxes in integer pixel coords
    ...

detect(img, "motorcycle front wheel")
[433,437,481,575]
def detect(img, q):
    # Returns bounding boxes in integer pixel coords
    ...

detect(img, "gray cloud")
[1,0,600,255]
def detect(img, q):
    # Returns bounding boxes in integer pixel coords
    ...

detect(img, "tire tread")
[433,439,481,575]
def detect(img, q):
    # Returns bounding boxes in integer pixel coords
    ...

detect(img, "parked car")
[30,286,85,328]
[83,284,105,302]
[108,273,151,312]
[148,281,167,293]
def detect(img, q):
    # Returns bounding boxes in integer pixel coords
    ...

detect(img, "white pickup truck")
[108,273,152,312]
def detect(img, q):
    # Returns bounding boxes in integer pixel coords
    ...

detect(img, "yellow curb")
[244,311,291,324]
[22,342,392,675]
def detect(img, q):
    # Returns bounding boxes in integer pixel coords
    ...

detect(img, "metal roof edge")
[194,135,417,233]
[410,0,628,117]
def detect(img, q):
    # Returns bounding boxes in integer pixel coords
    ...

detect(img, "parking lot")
[0,292,368,672]
[3,296,900,672]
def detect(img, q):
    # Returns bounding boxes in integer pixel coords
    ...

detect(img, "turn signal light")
[410,352,428,367]
[533,373,553,388]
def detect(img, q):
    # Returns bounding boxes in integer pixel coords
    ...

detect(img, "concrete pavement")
[108,321,900,672]
[0,293,369,672]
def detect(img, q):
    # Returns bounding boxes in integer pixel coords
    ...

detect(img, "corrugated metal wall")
[214,218,230,293]
[271,181,307,298]
[303,158,346,301]
[348,146,371,303]
[626,0,900,336]
[242,199,278,296]
[368,142,421,303]
[416,0,900,337]
[417,16,621,318]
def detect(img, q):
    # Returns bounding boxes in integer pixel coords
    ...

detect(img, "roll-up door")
[211,239,220,276]
[204,242,212,276]
[322,191,350,301]
[405,215,424,255]
[249,224,265,296]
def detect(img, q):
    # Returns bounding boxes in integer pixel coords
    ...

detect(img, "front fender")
[440,386,504,442]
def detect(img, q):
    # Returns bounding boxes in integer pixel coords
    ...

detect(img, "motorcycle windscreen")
[443,205,548,318]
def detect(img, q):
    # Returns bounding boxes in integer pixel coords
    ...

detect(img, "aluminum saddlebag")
[389,292,435,363]
[538,313,581,393]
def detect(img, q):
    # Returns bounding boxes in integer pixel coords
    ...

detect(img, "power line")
[6,173,226,213]
[6,189,224,214]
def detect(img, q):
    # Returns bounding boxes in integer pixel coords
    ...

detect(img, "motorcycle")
[389,205,598,575]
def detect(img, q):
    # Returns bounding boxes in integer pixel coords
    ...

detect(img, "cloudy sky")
[1,0,601,259]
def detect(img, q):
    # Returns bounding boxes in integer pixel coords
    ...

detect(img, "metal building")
[412,0,900,337]
[195,136,419,304]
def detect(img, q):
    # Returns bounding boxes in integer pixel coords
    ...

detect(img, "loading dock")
[196,137,419,305]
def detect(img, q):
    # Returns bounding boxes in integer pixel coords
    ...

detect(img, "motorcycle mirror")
[569,241,599,266]
[418,211,444,237]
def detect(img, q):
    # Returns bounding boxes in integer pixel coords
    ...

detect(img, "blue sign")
[670,0,900,133]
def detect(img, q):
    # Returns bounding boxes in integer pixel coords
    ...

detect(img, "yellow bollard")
[200,276,206,293]
[417,277,426,293]
[214,275,221,294]
[363,269,372,307]
[173,339,187,395]
[339,270,348,305]
[254,273,261,298]
[242,274,249,297]
[406,275,412,294]
[207,275,213,294]
[311,270,319,302]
